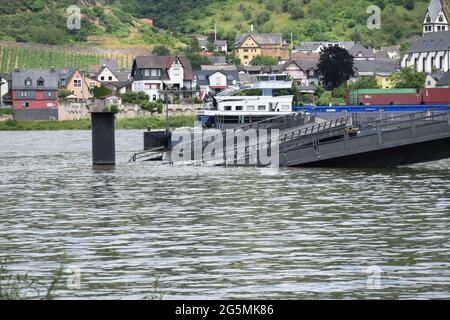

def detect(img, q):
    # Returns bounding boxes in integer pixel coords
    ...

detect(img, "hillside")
[0,0,439,54]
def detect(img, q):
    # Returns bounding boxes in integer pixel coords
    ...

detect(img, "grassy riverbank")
[0,116,196,131]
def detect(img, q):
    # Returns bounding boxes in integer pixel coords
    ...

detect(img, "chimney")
[50,66,55,73]
[250,24,254,32]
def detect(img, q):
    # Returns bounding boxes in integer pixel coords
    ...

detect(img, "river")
[0,130,449,299]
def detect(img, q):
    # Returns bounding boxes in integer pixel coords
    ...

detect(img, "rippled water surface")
[0,130,449,299]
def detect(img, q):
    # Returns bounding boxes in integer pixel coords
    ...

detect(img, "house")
[350,60,400,88]
[293,41,355,54]
[281,60,320,88]
[195,69,239,97]
[1,74,9,106]
[103,81,130,95]
[426,72,444,87]
[195,35,209,51]
[207,56,227,65]
[378,46,401,61]
[131,55,197,101]
[235,33,289,65]
[95,65,119,83]
[348,43,375,61]
[436,70,450,87]
[401,31,450,72]
[58,69,100,100]
[214,40,228,53]
[423,0,449,34]
[12,69,59,120]
[237,65,284,83]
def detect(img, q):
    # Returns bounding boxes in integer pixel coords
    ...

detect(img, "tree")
[389,67,426,89]
[348,76,380,90]
[152,45,170,56]
[318,46,354,90]
[93,85,111,99]
[251,55,278,66]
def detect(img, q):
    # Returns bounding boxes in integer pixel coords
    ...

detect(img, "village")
[0,0,449,123]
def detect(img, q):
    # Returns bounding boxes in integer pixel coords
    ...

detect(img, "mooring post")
[91,112,116,166]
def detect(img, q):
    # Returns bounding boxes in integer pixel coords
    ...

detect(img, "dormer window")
[37,77,44,87]
[25,78,32,86]
[439,15,444,23]
[426,16,431,23]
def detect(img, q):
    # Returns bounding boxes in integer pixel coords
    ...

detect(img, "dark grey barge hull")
[280,108,450,167]
[291,137,450,167]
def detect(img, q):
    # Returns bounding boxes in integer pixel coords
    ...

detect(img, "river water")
[0,130,449,299]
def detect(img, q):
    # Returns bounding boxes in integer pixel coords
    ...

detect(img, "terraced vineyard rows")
[0,46,134,73]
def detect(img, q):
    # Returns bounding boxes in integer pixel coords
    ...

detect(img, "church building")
[402,0,450,73]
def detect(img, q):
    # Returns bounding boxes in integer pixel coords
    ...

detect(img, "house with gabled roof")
[195,69,239,97]
[280,59,321,89]
[131,55,197,101]
[11,68,59,120]
[235,33,289,66]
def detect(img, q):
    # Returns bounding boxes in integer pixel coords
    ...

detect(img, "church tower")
[423,0,449,34]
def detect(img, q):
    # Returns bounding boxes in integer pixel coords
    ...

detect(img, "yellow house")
[375,73,394,89]
[235,33,289,66]
[235,35,261,66]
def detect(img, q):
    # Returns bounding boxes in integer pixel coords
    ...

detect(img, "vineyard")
[0,46,134,73]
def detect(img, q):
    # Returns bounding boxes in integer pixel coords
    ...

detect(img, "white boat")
[197,74,295,129]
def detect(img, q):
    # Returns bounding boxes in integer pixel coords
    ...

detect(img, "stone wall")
[58,103,203,120]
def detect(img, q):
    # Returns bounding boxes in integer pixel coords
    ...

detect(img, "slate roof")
[282,60,320,72]
[437,70,450,85]
[405,31,450,53]
[132,56,194,80]
[235,33,283,47]
[100,58,119,71]
[294,41,355,52]
[353,60,400,74]
[103,81,130,89]
[195,70,239,86]
[214,40,227,46]
[348,43,375,58]
[208,56,227,65]
[12,69,59,90]
[425,0,448,23]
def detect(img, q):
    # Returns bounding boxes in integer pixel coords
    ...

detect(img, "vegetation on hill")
[0,46,133,73]
[0,0,435,51]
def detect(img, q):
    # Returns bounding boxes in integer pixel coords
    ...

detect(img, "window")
[247,105,255,111]
[25,78,32,86]
[37,78,44,87]
[235,106,243,111]
[47,92,53,97]
[244,55,249,59]
[108,76,113,81]
[227,75,234,81]
[423,57,427,71]
[151,69,160,77]
[101,76,105,81]
[439,15,444,22]
[20,91,28,97]
[198,75,206,81]
[244,49,248,52]
[258,105,266,111]
[152,95,157,101]
[224,106,232,111]
[74,79,82,87]
[22,102,29,108]
[144,69,150,77]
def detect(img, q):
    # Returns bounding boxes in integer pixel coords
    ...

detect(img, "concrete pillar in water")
[91,112,115,165]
